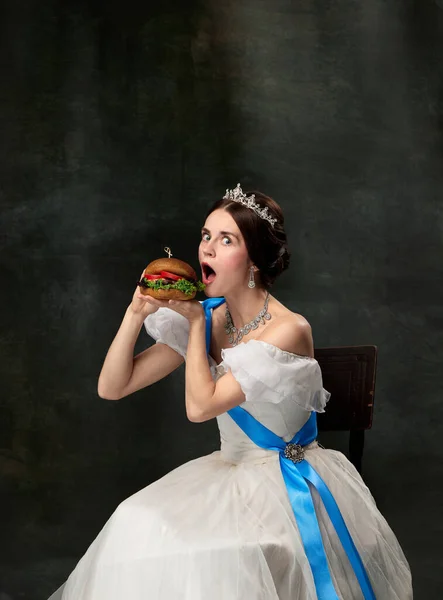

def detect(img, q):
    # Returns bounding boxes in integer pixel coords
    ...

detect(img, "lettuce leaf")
[142,277,206,296]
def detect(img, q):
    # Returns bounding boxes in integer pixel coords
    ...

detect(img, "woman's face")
[198,208,251,297]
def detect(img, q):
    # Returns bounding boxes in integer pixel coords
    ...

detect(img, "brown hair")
[204,189,291,290]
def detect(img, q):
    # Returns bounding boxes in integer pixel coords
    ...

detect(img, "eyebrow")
[201,227,240,240]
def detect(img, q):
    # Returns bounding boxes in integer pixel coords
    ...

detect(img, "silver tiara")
[223,183,277,227]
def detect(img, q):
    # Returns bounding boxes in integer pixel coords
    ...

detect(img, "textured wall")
[1,0,442,597]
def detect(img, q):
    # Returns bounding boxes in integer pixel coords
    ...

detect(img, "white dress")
[48,305,412,600]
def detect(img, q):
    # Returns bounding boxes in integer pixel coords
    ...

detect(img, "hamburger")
[137,257,206,301]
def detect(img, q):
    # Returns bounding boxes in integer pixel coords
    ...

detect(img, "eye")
[202,233,210,241]
[222,236,232,245]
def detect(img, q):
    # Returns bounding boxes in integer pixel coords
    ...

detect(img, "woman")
[49,185,412,599]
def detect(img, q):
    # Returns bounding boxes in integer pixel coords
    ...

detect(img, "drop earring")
[248,266,256,289]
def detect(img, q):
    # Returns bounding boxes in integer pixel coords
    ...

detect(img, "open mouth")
[202,263,217,284]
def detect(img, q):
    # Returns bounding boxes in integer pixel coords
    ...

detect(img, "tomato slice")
[144,274,164,280]
[159,270,182,281]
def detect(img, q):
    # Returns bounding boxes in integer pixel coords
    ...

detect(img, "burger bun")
[139,257,198,301]
[145,258,197,280]
[140,287,196,301]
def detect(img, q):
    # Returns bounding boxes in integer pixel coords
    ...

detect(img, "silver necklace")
[224,292,272,346]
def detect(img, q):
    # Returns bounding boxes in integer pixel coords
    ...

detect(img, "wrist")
[126,305,147,323]
[189,312,206,327]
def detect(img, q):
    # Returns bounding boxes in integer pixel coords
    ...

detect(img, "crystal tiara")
[223,183,278,227]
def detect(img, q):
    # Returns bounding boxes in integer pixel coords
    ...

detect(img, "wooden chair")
[314,345,377,475]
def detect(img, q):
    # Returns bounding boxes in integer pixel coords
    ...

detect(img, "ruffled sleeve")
[143,307,190,359]
[221,339,330,413]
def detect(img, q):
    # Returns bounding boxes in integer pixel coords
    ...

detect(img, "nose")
[202,241,215,257]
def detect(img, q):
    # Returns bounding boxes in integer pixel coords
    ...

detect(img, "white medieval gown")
[48,302,412,599]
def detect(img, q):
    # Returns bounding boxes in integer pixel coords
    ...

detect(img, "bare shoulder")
[258,309,314,358]
[210,296,314,360]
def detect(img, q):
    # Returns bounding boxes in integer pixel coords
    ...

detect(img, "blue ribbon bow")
[202,297,376,600]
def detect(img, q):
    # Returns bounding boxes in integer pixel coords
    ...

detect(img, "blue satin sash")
[202,297,376,600]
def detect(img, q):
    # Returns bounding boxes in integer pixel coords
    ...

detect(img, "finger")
[168,299,190,307]
[137,294,168,307]
[167,299,189,311]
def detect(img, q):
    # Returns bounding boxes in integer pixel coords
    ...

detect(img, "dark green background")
[1,0,442,598]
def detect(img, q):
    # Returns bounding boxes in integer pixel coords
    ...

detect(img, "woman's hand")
[135,292,204,324]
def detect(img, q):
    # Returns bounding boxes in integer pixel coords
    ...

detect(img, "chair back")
[314,345,377,432]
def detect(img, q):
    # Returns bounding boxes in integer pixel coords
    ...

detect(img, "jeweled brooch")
[284,443,305,464]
